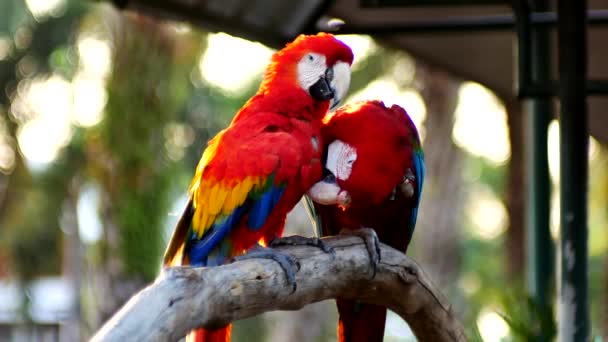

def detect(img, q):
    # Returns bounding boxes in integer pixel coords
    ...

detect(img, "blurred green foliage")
[0,0,87,283]
[498,294,557,340]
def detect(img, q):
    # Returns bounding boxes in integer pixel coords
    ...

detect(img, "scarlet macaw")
[162,33,353,342]
[305,100,425,342]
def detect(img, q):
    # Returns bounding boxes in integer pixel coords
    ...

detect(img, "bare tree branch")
[91,236,467,342]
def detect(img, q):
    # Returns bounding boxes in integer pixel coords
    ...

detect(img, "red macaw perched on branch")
[163,33,353,342]
[305,100,425,342]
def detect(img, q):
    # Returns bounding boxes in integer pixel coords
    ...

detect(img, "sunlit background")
[0,0,607,341]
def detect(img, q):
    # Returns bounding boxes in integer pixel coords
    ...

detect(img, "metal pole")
[557,0,589,340]
[526,0,554,339]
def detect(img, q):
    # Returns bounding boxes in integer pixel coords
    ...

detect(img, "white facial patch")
[297,53,327,91]
[329,61,351,109]
[326,139,357,180]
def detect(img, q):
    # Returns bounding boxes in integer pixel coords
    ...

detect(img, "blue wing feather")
[188,204,249,266]
[187,181,286,266]
[409,149,425,233]
[248,185,286,230]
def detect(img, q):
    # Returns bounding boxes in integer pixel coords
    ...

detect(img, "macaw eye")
[307,54,315,62]
[347,159,355,165]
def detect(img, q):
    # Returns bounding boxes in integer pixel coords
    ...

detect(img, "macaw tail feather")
[186,325,231,342]
[336,299,386,342]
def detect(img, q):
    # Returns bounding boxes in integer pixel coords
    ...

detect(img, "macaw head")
[308,101,419,208]
[260,33,353,110]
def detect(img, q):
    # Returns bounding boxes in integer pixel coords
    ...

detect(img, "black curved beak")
[322,169,337,184]
[309,68,335,101]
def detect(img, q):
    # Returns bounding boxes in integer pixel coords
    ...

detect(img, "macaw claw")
[339,227,381,278]
[234,244,300,293]
[400,168,416,198]
[269,235,335,256]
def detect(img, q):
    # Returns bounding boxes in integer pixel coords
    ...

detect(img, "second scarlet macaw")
[306,100,425,342]
[163,33,353,342]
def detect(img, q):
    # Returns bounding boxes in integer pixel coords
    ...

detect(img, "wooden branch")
[91,236,467,342]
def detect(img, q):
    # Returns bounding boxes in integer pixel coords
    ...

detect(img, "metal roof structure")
[111,0,603,339]
[121,0,608,144]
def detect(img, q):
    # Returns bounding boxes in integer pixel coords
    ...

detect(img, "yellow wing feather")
[189,174,264,239]
[207,183,222,215]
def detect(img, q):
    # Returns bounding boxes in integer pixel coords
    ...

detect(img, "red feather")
[188,327,230,342]
[313,100,424,342]
[337,300,386,342]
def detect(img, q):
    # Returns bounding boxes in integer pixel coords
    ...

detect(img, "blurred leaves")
[3,189,61,281]
[498,293,557,341]
[0,0,86,282]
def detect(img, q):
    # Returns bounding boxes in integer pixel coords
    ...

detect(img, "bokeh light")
[477,308,510,341]
[548,119,560,182]
[458,272,481,296]
[390,55,416,87]
[72,75,106,127]
[164,122,195,161]
[466,185,508,240]
[547,119,600,183]
[8,35,112,166]
[77,36,112,79]
[199,33,274,93]
[15,75,73,165]
[77,184,103,244]
[453,82,510,165]
[25,0,66,20]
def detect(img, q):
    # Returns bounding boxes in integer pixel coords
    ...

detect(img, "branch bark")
[91,236,467,342]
